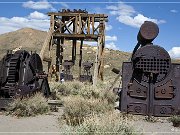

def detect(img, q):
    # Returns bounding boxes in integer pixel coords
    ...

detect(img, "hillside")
[1,28,179,79]
[0,28,130,79]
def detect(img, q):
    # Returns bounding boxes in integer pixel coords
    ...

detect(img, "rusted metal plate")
[174,66,180,78]
[137,21,159,45]
[127,103,147,115]
[155,80,174,99]
[154,105,175,116]
[119,21,180,117]
[79,75,92,82]
[0,98,13,109]
[128,79,147,99]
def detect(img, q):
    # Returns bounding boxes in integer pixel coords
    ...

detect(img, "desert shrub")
[62,96,114,126]
[62,111,137,135]
[7,93,49,117]
[169,115,180,127]
[50,81,117,102]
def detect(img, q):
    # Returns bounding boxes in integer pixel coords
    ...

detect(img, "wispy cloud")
[105,42,119,50]
[170,9,178,13]
[105,35,117,41]
[28,11,48,19]
[106,24,112,31]
[106,2,166,28]
[22,0,55,10]
[0,12,49,34]
[168,47,180,58]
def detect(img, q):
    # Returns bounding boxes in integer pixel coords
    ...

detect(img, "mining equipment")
[40,9,108,85]
[79,61,93,82]
[118,21,180,116]
[0,50,50,108]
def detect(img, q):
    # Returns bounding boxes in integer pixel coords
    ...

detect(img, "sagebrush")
[61,111,138,135]
[62,96,114,126]
[7,93,49,117]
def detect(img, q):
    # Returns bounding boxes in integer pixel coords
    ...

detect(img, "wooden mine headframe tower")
[40,9,108,86]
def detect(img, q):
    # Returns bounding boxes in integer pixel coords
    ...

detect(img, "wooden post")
[79,40,83,78]
[72,40,76,64]
[40,15,54,60]
[56,38,60,73]
[93,41,99,87]
[92,16,95,34]
[98,20,105,81]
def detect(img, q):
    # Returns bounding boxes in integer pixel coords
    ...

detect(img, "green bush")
[169,115,180,127]
[7,93,49,117]
[62,96,114,126]
[62,111,137,135]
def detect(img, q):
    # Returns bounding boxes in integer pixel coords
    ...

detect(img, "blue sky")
[0,0,180,58]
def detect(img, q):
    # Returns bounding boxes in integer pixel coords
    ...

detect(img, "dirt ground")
[0,111,180,135]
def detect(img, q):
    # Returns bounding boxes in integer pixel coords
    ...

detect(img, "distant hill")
[0,28,46,58]
[0,28,131,79]
[0,28,179,79]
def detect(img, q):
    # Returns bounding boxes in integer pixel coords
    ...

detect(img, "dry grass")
[49,81,117,102]
[61,111,138,135]
[7,93,49,117]
[62,96,114,126]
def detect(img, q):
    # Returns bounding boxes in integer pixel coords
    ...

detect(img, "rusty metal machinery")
[79,61,93,82]
[62,60,74,81]
[0,50,50,108]
[120,21,180,116]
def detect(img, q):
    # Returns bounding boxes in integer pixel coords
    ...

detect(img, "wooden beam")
[53,33,98,39]
[78,14,82,34]
[56,38,60,73]
[40,30,53,60]
[92,16,95,34]
[87,17,90,34]
[79,40,83,78]
[48,12,108,19]
[93,41,99,87]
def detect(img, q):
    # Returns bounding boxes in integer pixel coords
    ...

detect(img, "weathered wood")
[92,16,95,34]
[41,10,107,84]
[53,33,98,39]
[43,56,52,62]
[93,41,99,87]
[79,40,83,78]
[40,30,53,60]
[48,12,108,18]
[78,14,82,34]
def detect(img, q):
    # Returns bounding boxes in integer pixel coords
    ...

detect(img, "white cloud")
[105,42,119,50]
[105,35,117,41]
[83,41,97,46]
[106,24,112,31]
[170,9,178,13]
[22,0,55,10]
[28,11,48,19]
[168,47,180,58]
[106,2,166,28]
[83,41,119,50]
[0,13,49,34]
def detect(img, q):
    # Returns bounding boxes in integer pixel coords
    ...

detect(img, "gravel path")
[132,120,180,135]
[0,112,61,135]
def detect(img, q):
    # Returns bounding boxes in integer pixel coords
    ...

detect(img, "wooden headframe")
[40,9,108,85]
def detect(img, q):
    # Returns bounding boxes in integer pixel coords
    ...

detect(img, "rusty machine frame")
[118,21,180,117]
[40,9,108,85]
